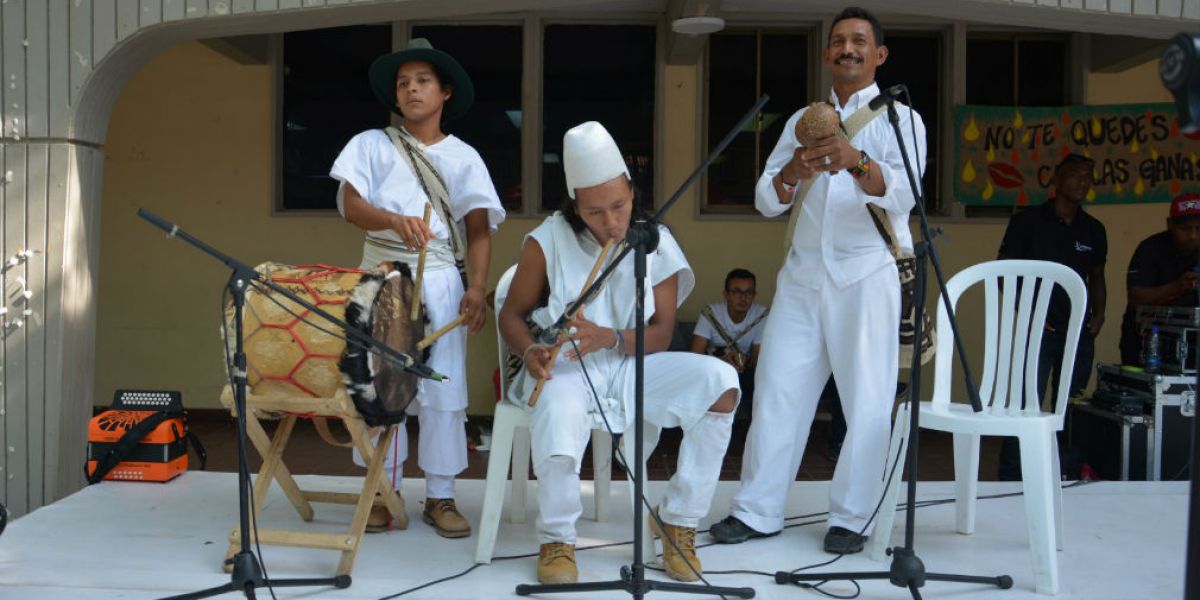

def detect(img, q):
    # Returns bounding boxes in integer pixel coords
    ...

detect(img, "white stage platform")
[0,472,1187,599]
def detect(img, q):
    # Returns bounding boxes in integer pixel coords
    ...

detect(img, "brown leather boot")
[365,490,407,533]
[649,510,701,582]
[537,543,578,584]
[422,498,471,538]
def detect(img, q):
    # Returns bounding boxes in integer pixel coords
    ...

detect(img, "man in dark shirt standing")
[996,153,1107,480]
[1119,193,1200,365]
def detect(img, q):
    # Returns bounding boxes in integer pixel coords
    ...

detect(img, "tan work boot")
[537,543,578,584]
[422,498,471,538]
[649,509,701,582]
[366,490,408,533]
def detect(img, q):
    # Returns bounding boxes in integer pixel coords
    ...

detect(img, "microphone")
[1161,33,1200,134]
[868,84,905,111]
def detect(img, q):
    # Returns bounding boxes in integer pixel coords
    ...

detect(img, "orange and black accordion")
[85,390,205,483]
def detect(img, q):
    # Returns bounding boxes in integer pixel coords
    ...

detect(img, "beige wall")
[97,43,363,410]
[96,41,1179,411]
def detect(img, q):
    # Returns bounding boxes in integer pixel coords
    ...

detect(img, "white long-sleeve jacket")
[756,82,927,289]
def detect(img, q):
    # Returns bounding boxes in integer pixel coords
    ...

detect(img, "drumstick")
[528,238,616,407]
[410,203,432,320]
[417,314,467,351]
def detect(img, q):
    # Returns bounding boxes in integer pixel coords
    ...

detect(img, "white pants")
[352,403,468,500]
[530,352,738,543]
[730,262,899,536]
[352,258,469,499]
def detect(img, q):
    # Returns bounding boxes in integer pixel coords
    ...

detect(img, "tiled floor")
[186,409,1004,482]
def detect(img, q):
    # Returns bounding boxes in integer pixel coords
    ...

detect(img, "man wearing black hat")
[330,39,506,538]
[1119,192,1200,366]
[996,153,1107,480]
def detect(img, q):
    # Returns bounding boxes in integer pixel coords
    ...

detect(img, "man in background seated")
[690,268,768,417]
[1119,192,1200,365]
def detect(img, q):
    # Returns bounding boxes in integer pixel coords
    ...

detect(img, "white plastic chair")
[867,260,1087,595]
[475,265,655,564]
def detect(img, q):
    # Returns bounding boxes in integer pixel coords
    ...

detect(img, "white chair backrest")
[931,260,1087,427]
[494,265,518,399]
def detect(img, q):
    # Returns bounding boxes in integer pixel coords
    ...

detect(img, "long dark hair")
[561,177,654,234]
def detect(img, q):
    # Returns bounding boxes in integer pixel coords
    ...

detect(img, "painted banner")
[954,103,1200,206]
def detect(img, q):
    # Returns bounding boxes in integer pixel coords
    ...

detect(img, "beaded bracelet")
[847,150,871,179]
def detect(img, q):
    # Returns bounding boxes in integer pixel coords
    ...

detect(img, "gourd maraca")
[794,102,842,147]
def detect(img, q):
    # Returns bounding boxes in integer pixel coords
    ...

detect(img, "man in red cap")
[1119,192,1200,365]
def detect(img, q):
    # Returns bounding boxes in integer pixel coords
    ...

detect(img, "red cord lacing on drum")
[249,264,365,400]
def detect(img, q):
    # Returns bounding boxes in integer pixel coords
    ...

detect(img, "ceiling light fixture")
[671,15,725,35]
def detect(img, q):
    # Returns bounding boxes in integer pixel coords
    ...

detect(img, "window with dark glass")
[876,32,943,211]
[280,24,390,211]
[412,24,524,212]
[704,30,808,213]
[541,24,656,212]
[966,35,1068,106]
[1016,39,1068,106]
[965,34,1068,218]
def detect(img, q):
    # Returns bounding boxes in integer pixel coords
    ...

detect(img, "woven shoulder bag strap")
[865,203,902,260]
[383,126,468,285]
[729,309,769,345]
[781,103,886,248]
[699,306,739,349]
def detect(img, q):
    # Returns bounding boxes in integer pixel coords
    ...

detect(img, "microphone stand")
[1187,245,1200,600]
[775,87,1009,598]
[137,209,443,600]
[514,96,770,600]
[1162,35,1199,595]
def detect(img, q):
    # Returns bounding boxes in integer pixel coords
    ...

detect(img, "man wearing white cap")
[330,39,506,538]
[500,121,739,585]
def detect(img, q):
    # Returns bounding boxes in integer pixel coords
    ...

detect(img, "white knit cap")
[562,121,630,199]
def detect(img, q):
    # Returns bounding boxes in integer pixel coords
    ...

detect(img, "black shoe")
[823,526,866,554]
[709,515,780,544]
